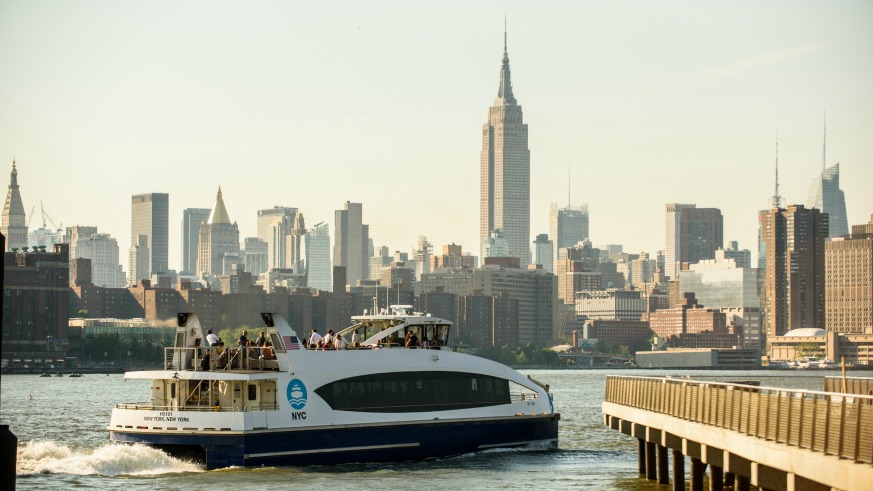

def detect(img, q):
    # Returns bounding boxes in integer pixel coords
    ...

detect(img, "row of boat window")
[315,371,511,413]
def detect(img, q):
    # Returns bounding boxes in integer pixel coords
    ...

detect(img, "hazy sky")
[1,1,871,272]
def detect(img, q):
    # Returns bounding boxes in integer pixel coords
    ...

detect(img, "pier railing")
[605,375,873,466]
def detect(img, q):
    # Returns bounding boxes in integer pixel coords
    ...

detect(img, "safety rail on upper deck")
[163,347,280,372]
[114,402,280,412]
[605,375,873,466]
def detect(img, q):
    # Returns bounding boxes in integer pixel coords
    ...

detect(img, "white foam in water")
[17,441,203,476]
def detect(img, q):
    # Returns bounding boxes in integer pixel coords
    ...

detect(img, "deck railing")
[605,375,873,466]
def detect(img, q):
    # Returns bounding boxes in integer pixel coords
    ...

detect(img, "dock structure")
[603,375,873,491]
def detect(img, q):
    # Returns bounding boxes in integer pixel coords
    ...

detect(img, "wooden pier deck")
[602,375,873,490]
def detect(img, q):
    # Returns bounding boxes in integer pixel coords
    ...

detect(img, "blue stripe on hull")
[110,415,559,469]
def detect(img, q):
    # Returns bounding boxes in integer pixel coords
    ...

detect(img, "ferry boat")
[108,306,560,469]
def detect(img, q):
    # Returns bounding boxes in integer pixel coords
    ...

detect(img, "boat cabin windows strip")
[315,371,510,413]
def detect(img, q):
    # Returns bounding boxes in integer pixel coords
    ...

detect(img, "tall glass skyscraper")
[304,221,332,292]
[807,163,848,238]
[181,208,210,276]
[131,192,169,276]
[480,31,530,265]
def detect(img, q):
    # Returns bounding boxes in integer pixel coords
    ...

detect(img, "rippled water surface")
[3,369,869,490]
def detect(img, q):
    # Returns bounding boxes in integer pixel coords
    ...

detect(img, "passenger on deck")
[309,329,322,349]
[195,339,210,370]
[262,342,276,360]
[206,329,221,347]
[421,338,429,349]
[322,329,335,350]
[351,330,361,346]
[403,331,412,347]
[405,331,419,348]
[429,335,440,350]
[255,331,267,357]
[215,342,228,368]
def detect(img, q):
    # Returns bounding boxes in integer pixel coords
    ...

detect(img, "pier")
[602,375,873,490]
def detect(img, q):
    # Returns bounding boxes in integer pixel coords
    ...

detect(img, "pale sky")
[1,1,871,272]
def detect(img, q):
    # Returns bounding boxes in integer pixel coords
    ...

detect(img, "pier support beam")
[646,441,657,480]
[638,439,646,475]
[691,457,707,491]
[709,465,724,491]
[672,449,685,491]
[735,474,751,491]
[657,444,669,484]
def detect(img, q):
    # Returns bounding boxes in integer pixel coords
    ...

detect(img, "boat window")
[314,371,511,413]
[269,332,286,353]
[248,384,258,401]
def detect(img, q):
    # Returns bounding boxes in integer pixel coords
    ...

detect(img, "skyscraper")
[285,212,307,272]
[807,164,848,238]
[549,203,589,263]
[130,193,169,276]
[333,201,369,288]
[197,187,240,277]
[807,117,848,238]
[181,208,210,276]
[825,215,873,333]
[304,221,332,292]
[533,233,553,272]
[763,205,828,338]
[664,203,723,279]
[257,206,297,271]
[2,160,28,251]
[480,30,530,265]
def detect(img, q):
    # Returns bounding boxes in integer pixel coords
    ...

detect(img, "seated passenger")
[430,335,440,350]
[406,332,419,348]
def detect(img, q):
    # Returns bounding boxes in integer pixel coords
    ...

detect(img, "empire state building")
[480,32,530,265]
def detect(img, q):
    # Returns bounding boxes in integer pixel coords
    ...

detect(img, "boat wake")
[17,440,203,477]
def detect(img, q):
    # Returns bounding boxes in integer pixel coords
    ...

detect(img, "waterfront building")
[197,187,240,278]
[128,235,150,285]
[480,31,530,265]
[549,203,589,265]
[533,233,553,272]
[582,319,654,348]
[763,205,827,338]
[825,215,873,333]
[664,203,723,279]
[242,237,268,277]
[575,289,645,321]
[676,257,762,349]
[807,164,848,238]
[649,293,728,341]
[334,201,369,288]
[257,206,297,272]
[2,244,70,364]
[130,193,169,276]
[181,208,210,276]
[1,160,28,251]
[303,221,332,292]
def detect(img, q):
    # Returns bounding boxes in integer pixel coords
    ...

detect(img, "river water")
[3,369,869,490]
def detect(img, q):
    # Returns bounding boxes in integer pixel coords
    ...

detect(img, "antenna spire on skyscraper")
[772,134,782,209]
[822,111,827,173]
[504,16,507,53]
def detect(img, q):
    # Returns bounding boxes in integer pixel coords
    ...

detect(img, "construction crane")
[25,205,36,227]
[41,202,63,234]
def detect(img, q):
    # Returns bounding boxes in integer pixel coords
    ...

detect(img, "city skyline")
[1,2,871,272]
